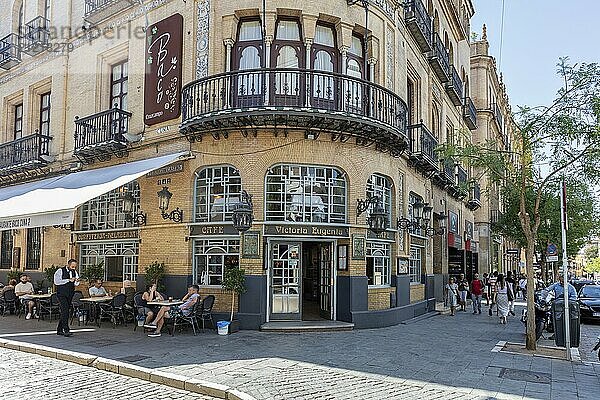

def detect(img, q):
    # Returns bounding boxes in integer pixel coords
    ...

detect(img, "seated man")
[88,280,108,297]
[1,279,17,296]
[15,274,35,319]
[146,284,201,338]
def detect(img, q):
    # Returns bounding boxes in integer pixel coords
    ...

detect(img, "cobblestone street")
[1,304,599,399]
[0,347,217,400]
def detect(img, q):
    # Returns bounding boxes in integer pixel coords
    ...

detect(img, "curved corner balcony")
[180,68,409,157]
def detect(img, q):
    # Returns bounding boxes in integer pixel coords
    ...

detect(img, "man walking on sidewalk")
[470,273,484,314]
[53,259,80,337]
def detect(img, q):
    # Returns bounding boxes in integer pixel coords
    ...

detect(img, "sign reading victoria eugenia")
[144,13,184,126]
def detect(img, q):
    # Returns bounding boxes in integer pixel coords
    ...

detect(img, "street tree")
[441,59,600,350]
[584,257,600,275]
[494,180,599,280]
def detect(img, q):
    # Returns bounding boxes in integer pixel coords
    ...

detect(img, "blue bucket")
[217,320,230,335]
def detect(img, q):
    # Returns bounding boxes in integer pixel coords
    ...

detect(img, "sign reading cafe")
[144,13,184,126]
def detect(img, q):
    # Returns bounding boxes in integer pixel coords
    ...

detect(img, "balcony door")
[233,20,264,108]
[311,24,339,110]
[271,20,304,107]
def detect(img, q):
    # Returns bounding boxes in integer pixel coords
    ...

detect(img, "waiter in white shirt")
[53,259,80,337]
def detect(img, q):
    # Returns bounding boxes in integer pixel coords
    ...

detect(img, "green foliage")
[145,261,166,292]
[222,266,246,321]
[81,260,104,282]
[6,269,21,282]
[44,265,60,284]
[584,257,600,274]
[583,245,599,261]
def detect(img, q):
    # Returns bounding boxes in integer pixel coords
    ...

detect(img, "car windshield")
[580,286,600,298]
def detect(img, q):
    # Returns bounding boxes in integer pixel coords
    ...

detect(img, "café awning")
[0,152,187,230]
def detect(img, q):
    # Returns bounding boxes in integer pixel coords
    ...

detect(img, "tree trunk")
[230,291,235,322]
[525,239,537,350]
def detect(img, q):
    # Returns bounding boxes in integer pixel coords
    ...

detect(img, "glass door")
[270,242,302,320]
[319,243,333,319]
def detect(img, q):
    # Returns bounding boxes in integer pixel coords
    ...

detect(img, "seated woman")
[146,284,200,337]
[140,283,163,324]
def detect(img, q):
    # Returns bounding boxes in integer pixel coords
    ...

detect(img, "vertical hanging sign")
[144,13,184,126]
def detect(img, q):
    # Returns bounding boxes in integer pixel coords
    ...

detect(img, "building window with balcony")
[407,72,420,124]
[272,19,304,101]
[39,92,51,135]
[366,174,392,226]
[347,35,364,79]
[1,230,13,268]
[234,20,263,106]
[312,24,338,104]
[110,60,128,110]
[26,227,41,270]
[194,166,242,223]
[80,182,140,230]
[431,102,441,139]
[366,241,390,286]
[409,244,423,283]
[193,239,240,286]
[13,103,23,140]
[265,164,346,223]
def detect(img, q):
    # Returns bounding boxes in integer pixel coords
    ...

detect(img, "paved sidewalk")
[1,307,599,399]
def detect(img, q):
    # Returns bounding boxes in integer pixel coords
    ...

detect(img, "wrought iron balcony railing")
[404,0,433,53]
[445,65,463,106]
[491,102,503,130]
[467,182,482,210]
[0,132,52,175]
[0,34,21,70]
[181,68,409,157]
[463,96,477,130]
[442,159,455,183]
[74,107,131,162]
[428,32,450,83]
[21,16,50,56]
[84,0,136,24]
[408,123,439,173]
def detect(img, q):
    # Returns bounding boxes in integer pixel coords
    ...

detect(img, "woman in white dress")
[496,274,509,324]
[445,277,459,316]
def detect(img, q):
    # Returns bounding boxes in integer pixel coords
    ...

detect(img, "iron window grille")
[39,92,51,136]
[409,244,423,283]
[193,239,240,286]
[194,166,242,223]
[25,227,41,270]
[265,164,347,223]
[1,230,13,268]
[80,181,140,230]
[366,174,392,226]
[14,104,23,140]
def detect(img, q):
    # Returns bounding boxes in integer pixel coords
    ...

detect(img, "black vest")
[57,267,75,295]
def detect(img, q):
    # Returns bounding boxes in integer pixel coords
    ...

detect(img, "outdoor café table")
[80,296,114,327]
[146,300,184,307]
[20,293,51,319]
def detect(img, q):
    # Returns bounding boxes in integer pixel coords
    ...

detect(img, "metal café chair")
[38,293,60,321]
[98,293,127,328]
[197,295,215,331]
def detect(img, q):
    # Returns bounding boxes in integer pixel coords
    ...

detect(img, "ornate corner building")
[0,0,515,329]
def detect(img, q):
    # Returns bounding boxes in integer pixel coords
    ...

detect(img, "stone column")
[305,38,313,107]
[224,38,234,72]
[264,35,273,105]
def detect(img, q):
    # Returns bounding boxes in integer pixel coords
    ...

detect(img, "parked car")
[578,285,600,321]
[571,279,595,293]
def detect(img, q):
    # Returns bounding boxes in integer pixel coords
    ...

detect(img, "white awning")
[0,152,187,230]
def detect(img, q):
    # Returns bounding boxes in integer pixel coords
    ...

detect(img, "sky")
[471,0,599,109]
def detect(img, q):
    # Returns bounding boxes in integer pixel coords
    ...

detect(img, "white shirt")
[14,282,34,296]
[53,267,80,286]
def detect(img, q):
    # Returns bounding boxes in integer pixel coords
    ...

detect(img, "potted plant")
[81,260,105,282]
[7,268,21,282]
[144,261,166,293]
[221,266,246,334]
[44,265,60,293]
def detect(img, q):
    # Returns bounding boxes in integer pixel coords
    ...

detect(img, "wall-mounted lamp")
[121,191,146,226]
[357,195,388,235]
[157,186,183,223]
[232,190,254,233]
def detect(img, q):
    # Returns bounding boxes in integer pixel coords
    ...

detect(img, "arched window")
[312,23,338,106]
[194,165,242,223]
[271,19,304,105]
[265,164,346,223]
[234,20,264,107]
[342,34,364,112]
[16,1,24,34]
[366,174,392,226]
[433,10,440,33]
[431,102,441,139]
[193,239,240,286]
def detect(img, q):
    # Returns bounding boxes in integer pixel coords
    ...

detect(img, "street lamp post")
[231,190,254,233]
[357,196,388,235]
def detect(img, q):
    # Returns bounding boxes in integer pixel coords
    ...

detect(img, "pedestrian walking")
[496,274,509,324]
[53,259,80,337]
[445,277,459,316]
[506,271,516,316]
[487,271,498,316]
[457,274,469,312]
[470,273,484,314]
[518,274,527,299]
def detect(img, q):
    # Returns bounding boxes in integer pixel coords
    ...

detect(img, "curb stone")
[0,338,257,400]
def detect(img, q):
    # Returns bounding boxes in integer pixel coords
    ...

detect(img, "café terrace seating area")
[0,282,216,337]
